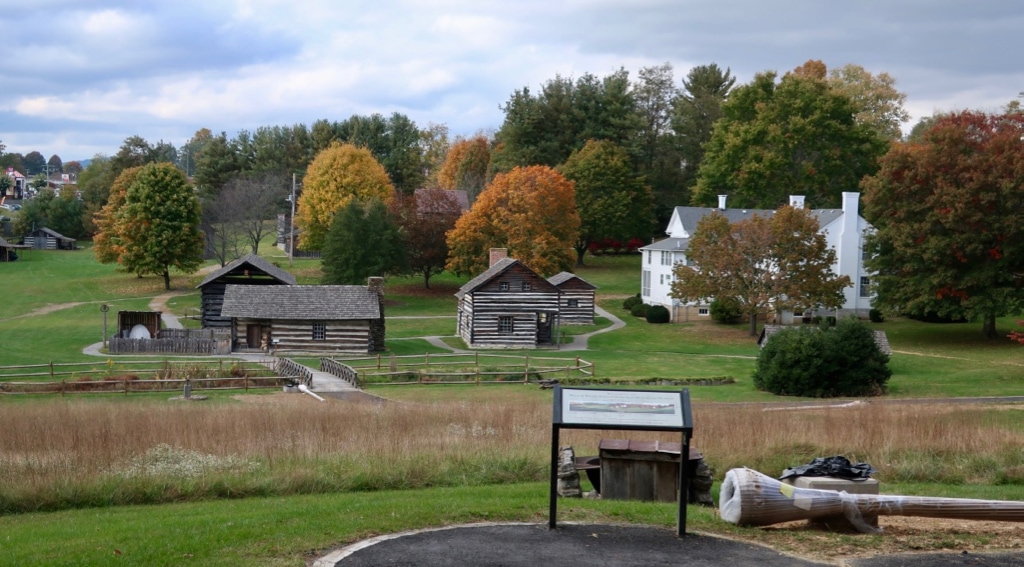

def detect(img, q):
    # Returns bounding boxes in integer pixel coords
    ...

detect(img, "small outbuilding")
[547,272,597,325]
[196,254,296,330]
[24,227,76,250]
[219,279,385,353]
[455,251,561,349]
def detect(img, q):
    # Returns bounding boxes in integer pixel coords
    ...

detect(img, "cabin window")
[859,276,871,298]
[567,298,579,308]
[522,282,531,291]
[697,308,709,316]
[312,323,326,340]
[499,282,509,291]
[498,316,514,335]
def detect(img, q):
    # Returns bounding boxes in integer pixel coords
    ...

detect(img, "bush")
[629,303,649,317]
[622,294,642,311]
[645,305,670,324]
[710,297,743,324]
[753,317,891,398]
[868,308,885,323]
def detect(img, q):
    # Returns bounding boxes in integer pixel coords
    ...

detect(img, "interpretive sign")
[549,386,693,536]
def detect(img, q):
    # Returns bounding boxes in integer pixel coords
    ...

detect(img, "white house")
[638,192,873,322]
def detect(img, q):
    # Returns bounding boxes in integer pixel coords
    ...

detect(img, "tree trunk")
[982,312,998,339]
[162,268,171,291]
[574,243,587,267]
[748,311,759,336]
[422,267,432,289]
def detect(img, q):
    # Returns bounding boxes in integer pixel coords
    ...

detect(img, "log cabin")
[196,254,296,330]
[547,272,597,325]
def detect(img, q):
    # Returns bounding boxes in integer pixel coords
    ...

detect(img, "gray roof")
[30,227,74,241]
[197,254,297,288]
[669,206,845,237]
[220,285,380,320]
[547,271,597,290]
[758,324,892,355]
[639,237,691,252]
[455,257,520,298]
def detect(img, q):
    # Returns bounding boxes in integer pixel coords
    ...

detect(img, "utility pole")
[289,173,296,267]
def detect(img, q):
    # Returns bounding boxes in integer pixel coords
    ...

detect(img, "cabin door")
[536,312,553,345]
[245,324,267,349]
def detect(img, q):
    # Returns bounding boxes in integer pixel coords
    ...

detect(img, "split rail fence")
[320,352,594,387]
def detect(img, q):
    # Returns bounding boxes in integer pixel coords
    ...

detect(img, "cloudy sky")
[2,0,1022,162]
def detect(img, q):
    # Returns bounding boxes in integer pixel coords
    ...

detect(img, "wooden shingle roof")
[29,227,75,241]
[547,271,597,290]
[197,254,297,288]
[455,257,519,298]
[220,285,380,320]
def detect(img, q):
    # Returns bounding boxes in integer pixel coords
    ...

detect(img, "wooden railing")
[319,358,360,388]
[274,358,313,387]
[321,352,594,386]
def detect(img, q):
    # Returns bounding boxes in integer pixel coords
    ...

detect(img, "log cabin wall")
[201,278,286,330]
[233,317,372,353]
[459,265,561,348]
[556,279,596,325]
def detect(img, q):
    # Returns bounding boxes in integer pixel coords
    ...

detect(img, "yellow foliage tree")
[437,136,490,202]
[297,143,395,250]
[92,165,143,264]
[445,165,579,277]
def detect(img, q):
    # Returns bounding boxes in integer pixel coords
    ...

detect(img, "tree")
[297,143,395,251]
[47,154,63,174]
[93,166,143,264]
[419,122,450,187]
[193,132,241,198]
[111,163,204,289]
[14,189,86,238]
[862,110,1024,339]
[827,64,910,141]
[336,113,425,193]
[437,136,491,202]
[559,139,654,265]
[203,171,288,264]
[23,151,46,175]
[634,63,684,220]
[692,65,887,209]
[321,198,406,284]
[389,188,463,288]
[0,175,11,196]
[64,161,83,178]
[670,206,850,335]
[671,63,736,209]
[110,135,154,176]
[78,155,117,235]
[446,165,579,277]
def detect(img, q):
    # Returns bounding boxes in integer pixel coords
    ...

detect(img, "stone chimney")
[789,195,806,209]
[367,277,385,352]
[717,195,727,210]
[489,247,508,266]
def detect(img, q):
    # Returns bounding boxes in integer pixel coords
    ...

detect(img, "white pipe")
[298,384,326,402]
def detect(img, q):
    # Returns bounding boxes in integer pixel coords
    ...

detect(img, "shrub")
[753,317,891,398]
[629,303,649,317]
[645,305,670,324]
[868,308,885,323]
[622,294,642,310]
[710,297,743,324]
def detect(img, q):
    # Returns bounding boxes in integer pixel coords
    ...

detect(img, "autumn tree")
[692,65,887,209]
[437,136,491,202]
[446,165,579,277]
[93,166,143,264]
[559,139,654,265]
[321,198,406,285]
[297,143,395,251]
[670,206,849,336]
[390,189,463,288]
[112,163,204,289]
[862,110,1024,339]
[827,64,910,141]
[418,122,450,188]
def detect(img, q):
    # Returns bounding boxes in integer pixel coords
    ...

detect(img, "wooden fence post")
[124,379,128,396]
[524,353,530,383]
[50,361,54,380]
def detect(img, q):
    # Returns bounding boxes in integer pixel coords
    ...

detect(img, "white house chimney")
[789,195,805,209]
[717,195,727,210]
[489,248,508,266]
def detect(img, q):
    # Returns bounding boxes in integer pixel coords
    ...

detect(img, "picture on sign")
[560,388,685,428]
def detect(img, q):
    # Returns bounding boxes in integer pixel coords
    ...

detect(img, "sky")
[1,0,1022,162]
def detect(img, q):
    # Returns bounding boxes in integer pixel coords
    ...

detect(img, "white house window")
[567,298,579,308]
[498,316,514,335]
[642,270,651,296]
[499,282,509,291]
[659,274,664,285]
[697,308,709,316]
[312,323,326,340]
[647,250,652,264]
[522,282,531,291]
[661,251,672,266]
[860,276,871,298]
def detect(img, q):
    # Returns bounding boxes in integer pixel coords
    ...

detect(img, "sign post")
[549,386,693,536]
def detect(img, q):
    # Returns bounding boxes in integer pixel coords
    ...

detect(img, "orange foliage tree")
[445,165,579,277]
[296,142,394,250]
[92,166,143,265]
[437,136,490,203]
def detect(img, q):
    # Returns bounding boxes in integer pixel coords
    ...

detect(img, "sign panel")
[556,387,689,429]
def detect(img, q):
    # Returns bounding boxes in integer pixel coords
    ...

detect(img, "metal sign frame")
[549,385,694,536]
